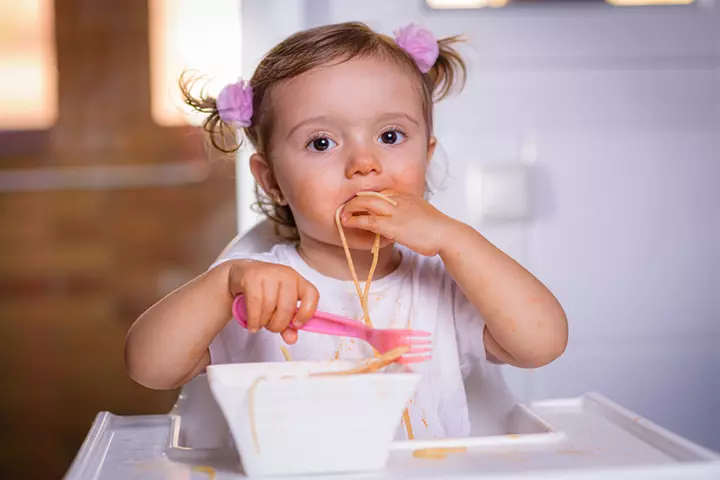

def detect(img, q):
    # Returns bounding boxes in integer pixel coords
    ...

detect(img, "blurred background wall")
[0,1,238,478]
[0,0,718,478]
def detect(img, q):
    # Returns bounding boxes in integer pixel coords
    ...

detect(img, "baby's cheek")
[289,179,331,224]
[396,165,427,196]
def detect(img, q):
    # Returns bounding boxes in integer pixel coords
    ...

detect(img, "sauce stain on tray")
[413,447,468,460]
[192,465,216,478]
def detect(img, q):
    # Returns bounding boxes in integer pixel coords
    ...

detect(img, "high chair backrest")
[215,218,291,260]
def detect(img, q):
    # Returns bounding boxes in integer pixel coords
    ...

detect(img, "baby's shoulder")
[210,242,295,270]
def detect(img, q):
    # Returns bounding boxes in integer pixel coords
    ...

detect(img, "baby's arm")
[439,222,568,368]
[124,260,319,390]
[338,192,566,368]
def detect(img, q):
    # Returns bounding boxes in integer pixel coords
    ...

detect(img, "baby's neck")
[296,236,402,282]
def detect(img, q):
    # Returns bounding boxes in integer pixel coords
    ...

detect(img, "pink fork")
[231,295,432,364]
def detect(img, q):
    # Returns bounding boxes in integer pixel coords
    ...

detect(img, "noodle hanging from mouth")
[333,191,397,328]
[334,191,415,440]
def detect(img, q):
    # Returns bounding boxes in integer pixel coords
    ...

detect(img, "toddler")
[125,21,568,440]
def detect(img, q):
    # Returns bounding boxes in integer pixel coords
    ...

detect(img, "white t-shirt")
[209,243,516,440]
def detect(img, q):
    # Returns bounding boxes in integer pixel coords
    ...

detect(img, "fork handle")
[231,295,368,339]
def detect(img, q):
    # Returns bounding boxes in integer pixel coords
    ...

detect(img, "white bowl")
[205,360,420,477]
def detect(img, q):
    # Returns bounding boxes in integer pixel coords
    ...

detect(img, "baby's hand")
[340,192,457,257]
[228,260,319,344]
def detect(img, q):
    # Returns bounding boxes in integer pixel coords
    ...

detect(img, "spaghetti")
[334,191,415,440]
[334,191,397,327]
[311,345,409,376]
[247,377,265,454]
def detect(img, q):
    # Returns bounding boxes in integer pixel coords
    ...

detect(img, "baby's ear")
[249,153,284,203]
[427,136,437,162]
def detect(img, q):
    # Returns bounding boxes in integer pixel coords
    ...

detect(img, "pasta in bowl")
[206,354,420,476]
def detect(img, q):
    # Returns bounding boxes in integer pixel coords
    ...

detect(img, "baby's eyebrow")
[377,112,420,127]
[287,115,333,139]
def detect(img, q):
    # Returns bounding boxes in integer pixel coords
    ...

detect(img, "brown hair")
[181,21,467,238]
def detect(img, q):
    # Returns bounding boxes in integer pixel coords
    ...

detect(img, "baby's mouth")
[345,189,378,203]
[343,188,398,205]
[336,190,399,224]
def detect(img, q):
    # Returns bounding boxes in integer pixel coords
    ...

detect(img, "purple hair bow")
[217,79,253,128]
[393,23,440,74]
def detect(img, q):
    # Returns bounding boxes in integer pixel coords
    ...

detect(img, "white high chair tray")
[65,393,720,480]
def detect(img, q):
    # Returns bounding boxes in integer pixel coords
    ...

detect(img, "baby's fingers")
[244,289,264,333]
[342,213,392,237]
[281,329,298,345]
[266,281,297,334]
[340,195,395,221]
[295,279,319,327]
[258,280,279,333]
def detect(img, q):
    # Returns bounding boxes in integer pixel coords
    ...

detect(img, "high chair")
[67,218,720,477]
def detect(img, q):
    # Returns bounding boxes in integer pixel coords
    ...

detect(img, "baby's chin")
[338,228,393,251]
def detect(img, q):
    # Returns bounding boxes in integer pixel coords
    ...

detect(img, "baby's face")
[265,57,433,249]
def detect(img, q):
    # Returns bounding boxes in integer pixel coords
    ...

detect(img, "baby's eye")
[307,136,338,152]
[378,129,407,146]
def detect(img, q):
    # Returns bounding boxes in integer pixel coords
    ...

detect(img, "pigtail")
[425,35,467,102]
[178,71,241,154]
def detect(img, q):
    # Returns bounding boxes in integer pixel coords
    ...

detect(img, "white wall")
[237,0,309,232]
[242,0,720,451]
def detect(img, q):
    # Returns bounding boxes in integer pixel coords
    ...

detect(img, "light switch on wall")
[466,163,531,223]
